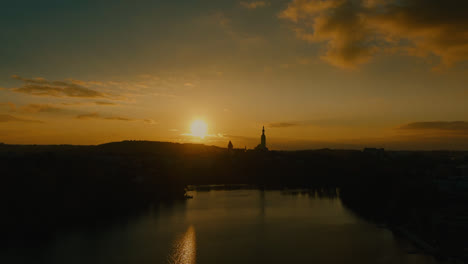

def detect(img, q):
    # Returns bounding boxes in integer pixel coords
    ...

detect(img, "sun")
[190,120,208,139]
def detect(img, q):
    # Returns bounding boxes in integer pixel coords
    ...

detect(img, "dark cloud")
[76,113,132,121]
[280,0,468,69]
[400,121,468,133]
[61,102,83,106]
[0,114,43,123]
[267,122,300,128]
[105,116,133,121]
[266,118,365,128]
[95,101,117,106]
[76,112,156,124]
[11,75,107,98]
[76,113,99,120]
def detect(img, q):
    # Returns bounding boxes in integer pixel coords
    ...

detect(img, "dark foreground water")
[3,189,440,264]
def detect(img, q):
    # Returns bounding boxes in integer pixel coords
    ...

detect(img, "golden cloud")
[280,0,468,69]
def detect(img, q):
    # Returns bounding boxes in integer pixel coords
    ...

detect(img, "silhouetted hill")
[96,140,225,155]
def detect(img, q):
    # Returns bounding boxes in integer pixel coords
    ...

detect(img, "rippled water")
[3,189,440,264]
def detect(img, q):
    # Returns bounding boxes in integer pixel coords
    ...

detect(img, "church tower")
[255,126,269,151]
[228,140,233,152]
[261,126,266,148]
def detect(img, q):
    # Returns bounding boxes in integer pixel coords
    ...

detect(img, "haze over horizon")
[1,0,468,150]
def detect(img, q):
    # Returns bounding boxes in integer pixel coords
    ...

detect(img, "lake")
[2,188,440,264]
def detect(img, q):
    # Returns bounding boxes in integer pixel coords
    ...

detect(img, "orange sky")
[1,0,468,150]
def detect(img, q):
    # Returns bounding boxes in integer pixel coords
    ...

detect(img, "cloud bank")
[0,114,43,123]
[11,75,108,98]
[280,0,468,69]
[400,121,468,134]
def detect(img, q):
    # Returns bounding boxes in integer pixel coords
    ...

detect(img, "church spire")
[261,126,266,148]
[255,126,269,151]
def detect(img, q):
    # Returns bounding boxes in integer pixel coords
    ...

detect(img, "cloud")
[103,116,133,121]
[76,113,100,120]
[94,101,117,106]
[76,112,156,124]
[76,112,132,121]
[0,102,17,112]
[267,122,300,128]
[0,114,43,123]
[266,118,364,128]
[240,1,269,9]
[11,75,108,98]
[142,119,157,124]
[61,102,83,106]
[66,79,106,87]
[280,0,468,69]
[399,121,468,134]
[19,104,63,113]
[60,101,117,106]
[9,74,194,102]
[1,102,63,113]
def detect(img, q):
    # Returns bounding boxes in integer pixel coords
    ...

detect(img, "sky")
[1,0,468,150]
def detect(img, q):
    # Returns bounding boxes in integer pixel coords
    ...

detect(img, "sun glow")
[190,120,208,139]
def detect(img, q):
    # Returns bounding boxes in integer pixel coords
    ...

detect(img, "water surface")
[3,189,440,264]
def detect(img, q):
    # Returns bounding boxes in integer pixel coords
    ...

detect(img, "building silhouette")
[254,126,269,151]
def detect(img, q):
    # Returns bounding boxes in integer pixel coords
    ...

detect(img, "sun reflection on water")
[168,225,196,264]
